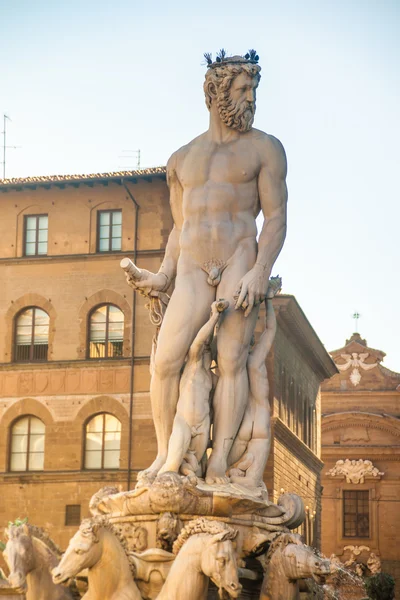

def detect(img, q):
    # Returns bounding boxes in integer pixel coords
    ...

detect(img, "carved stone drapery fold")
[327,459,384,484]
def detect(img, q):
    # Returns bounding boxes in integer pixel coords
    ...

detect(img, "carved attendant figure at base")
[159,300,229,477]
[228,277,281,489]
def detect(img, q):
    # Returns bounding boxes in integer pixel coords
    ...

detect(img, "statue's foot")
[229,475,260,488]
[205,462,230,485]
[136,455,166,488]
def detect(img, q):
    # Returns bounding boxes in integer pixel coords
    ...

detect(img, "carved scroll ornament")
[327,459,384,484]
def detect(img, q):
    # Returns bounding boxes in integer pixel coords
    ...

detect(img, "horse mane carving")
[264,533,302,565]
[6,523,63,557]
[173,518,236,555]
[80,516,136,578]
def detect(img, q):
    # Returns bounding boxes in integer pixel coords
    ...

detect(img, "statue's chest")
[180,143,259,187]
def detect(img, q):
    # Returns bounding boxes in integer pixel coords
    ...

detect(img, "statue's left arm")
[235,135,287,316]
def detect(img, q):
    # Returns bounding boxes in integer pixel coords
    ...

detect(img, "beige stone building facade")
[0,169,335,554]
[321,332,400,584]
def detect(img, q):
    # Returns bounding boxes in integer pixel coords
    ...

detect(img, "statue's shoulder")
[251,129,287,173]
[251,129,286,156]
[167,133,207,178]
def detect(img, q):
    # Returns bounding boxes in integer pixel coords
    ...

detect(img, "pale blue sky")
[2,0,399,368]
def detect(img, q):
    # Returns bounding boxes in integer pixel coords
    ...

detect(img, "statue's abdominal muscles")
[180,174,259,265]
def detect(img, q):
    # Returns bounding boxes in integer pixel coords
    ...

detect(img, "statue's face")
[218,72,258,132]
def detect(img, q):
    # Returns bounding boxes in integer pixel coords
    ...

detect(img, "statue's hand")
[126,269,169,294]
[235,264,269,317]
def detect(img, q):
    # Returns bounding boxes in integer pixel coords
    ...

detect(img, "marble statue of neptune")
[127,51,288,485]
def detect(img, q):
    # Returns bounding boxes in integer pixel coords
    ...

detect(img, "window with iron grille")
[343,490,370,537]
[84,413,121,469]
[24,214,48,256]
[88,304,124,359]
[97,210,122,252]
[65,505,81,526]
[15,307,49,362]
[10,415,45,472]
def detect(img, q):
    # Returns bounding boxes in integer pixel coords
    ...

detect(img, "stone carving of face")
[217,72,258,133]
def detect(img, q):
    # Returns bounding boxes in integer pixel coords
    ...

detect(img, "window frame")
[65,505,81,526]
[14,306,50,363]
[87,304,124,359]
[83,412,121,471]
[96,209,122,253]
[343,489,370,538]
[23,214,48,257]
[9,415,45,472]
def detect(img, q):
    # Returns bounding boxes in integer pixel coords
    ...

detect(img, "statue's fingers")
[245,291,255,317]
[235,284,247,310]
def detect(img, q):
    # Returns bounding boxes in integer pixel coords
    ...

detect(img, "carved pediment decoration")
[335,353,378,387]
[327,459,384,484]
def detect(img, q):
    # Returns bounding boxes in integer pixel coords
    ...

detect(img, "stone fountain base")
[92,472,305,599]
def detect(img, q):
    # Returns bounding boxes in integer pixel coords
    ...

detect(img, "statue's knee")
[218,347,247,375]
[154,353,183,379]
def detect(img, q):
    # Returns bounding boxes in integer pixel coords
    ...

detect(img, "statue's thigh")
[156,273,215,362]
[217,270,259,363]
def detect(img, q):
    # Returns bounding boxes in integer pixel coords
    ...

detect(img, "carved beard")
[217,94,255,132]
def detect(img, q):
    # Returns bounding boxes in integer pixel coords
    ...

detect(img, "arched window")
[10,416,45,471]
[84,413,121,469]
[88,305,124,358]
[14,307,49,362]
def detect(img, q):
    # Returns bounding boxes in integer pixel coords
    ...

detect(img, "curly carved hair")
[203,61,261,111]
[6,523,63,557]
[79,516,136,578]
[173,518,236,555]
[265,532,302,565]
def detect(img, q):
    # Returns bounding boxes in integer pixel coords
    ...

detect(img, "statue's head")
[204,50,261,132]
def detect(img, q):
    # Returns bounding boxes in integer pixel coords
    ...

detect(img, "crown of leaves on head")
[204,49,260,68]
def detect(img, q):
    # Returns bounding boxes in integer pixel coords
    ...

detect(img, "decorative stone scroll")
[327,459,384,484]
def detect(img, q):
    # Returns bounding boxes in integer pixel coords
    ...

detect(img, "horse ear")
[212,529,237,544]
[22,524,30,536]
[4,528,10,540]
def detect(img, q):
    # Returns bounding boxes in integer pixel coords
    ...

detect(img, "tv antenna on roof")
[1,114,21,179]
[118,149,141,170]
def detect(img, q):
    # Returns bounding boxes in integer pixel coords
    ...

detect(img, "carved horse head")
[201,529,241,598]
[52,519,103,584]
[3,523,35,593]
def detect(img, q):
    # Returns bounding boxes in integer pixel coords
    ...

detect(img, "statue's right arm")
[130,151,183,292]
[157,151,184,285]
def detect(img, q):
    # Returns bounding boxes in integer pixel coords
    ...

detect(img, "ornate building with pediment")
[321,332,400,586]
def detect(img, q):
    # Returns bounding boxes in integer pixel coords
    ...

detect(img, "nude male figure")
[129,52,287,484]
[159,300,229,478]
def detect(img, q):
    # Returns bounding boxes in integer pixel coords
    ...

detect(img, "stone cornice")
[272,295,337,380]
[0,469,140,484]
[0,356,150,371]
[322,389,400,396]
[322,449,400,461]
[0,248,164,266]
[273,417,324,472]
